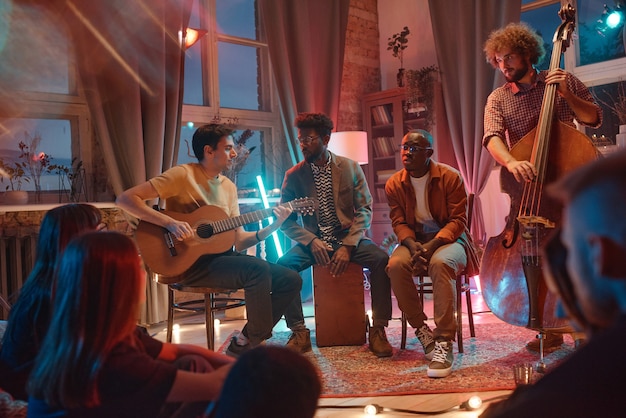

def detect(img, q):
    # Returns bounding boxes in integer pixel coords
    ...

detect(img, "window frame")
[0,3,92,201]
[180,0,283,187]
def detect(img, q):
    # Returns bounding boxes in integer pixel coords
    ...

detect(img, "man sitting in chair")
[385,129,479,378]
[277,112,394,358]
[116,123,302,357]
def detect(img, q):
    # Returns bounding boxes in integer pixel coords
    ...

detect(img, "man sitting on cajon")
[276,112,393,357]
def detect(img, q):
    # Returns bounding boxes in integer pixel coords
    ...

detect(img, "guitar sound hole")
[197,224,214,239]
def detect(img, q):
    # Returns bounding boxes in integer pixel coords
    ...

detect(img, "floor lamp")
[328,131,369,165]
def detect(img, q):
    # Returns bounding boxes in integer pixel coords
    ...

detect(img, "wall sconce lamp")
[328,131,369,165]
[183,27,208,50]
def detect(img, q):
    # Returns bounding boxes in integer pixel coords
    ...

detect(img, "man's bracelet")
[256,230,262,242]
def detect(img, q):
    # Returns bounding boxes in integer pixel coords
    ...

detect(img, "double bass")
[480,5,600,334]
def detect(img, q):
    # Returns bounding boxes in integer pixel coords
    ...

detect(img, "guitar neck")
[210,207,275,234]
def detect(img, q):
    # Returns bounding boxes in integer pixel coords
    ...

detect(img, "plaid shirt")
[483,70,602,149]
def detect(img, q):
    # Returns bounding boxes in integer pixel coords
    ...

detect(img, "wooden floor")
[150,292,514,417]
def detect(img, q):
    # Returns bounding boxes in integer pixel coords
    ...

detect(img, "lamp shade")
[184,27,208,50]
[328,131,369,164]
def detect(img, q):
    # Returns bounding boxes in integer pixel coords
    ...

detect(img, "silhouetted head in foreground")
[211,345,322,418]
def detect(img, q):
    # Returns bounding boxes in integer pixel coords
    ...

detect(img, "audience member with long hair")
[0,203,103,400]
[27,232,232,417]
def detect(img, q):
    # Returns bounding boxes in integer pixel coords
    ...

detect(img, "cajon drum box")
[313,263,366,347]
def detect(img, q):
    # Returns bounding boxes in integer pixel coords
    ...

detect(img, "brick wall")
[337,0,381,132]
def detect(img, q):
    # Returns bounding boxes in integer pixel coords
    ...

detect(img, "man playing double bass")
[482,22,602,352]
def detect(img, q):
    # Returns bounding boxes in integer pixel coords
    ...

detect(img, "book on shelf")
[373,136,397,157]
[376,169,396,183]
[371,105,392,126]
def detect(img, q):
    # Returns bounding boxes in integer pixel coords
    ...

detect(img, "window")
[521,1,563,71]
[523,1,626,144]
[0,2,72,94]
[0,2,90,202]
[178,124,268,189]
[588,80,626,140]
[575,0,625,66]
[180,0,282,190]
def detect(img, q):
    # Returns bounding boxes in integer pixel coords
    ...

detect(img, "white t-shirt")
[410,173,440,234]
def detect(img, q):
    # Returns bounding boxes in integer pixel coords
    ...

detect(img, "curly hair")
[483,22,545,68]
[294,112,334,137]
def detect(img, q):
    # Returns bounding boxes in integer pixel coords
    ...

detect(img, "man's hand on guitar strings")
[166,219,194,241]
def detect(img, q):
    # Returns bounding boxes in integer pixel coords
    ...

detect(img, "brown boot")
[368,326,393,357]
[526,332,563,353]
[286,328,312,353]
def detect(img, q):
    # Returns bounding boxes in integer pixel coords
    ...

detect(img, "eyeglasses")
[297,135,320,144]
[399,144,432,153]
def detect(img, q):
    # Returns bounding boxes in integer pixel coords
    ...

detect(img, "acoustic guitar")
[135,197,315,277]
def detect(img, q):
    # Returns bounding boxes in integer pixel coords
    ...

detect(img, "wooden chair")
[400,193,477,353]
[154,274,245,351]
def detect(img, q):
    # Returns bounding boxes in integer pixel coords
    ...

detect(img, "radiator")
[0,229,37,320]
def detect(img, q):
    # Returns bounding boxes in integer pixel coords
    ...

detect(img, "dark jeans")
[277,238,392,329]
[182,252,302,345]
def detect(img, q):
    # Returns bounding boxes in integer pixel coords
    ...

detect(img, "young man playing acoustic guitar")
[116,123,302,357]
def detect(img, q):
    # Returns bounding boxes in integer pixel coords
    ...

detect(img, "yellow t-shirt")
[149,163,239,216]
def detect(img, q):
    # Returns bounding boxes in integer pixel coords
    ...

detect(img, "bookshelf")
[362,87,428,245]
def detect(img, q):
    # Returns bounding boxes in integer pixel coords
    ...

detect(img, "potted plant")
[19,133,54,202]
[405,65,440,130]
[0,131,55,204]
[50,158,86,202]
[0,157,30,204]
[613,82,626,147]
[596,81,626,147]
[387,26,410,87]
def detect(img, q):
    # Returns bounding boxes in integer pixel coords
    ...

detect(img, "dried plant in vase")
[223,129,256,184]
[0,131,55,202]
[610,82,626,126]
[0,157,30,191]
[50,158,86,202]
[596,81,626,126]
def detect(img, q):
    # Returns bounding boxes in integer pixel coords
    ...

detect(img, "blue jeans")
[182,252,302,345]
[277,238,392,329]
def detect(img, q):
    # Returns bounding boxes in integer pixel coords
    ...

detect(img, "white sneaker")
[427,340,453,378]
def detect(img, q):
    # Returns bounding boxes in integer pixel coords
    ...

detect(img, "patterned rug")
[219,321,575,398]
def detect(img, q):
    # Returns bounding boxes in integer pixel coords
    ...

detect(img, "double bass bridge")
[517,215,555,230]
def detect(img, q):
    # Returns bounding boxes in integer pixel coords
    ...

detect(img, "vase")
[397,68,405,87]
[4,190,29,205]
[616,124,626,148]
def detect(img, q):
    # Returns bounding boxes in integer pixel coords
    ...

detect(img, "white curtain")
[259,0,350,165]
[428,0,521,243]
[49,0,193,324]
